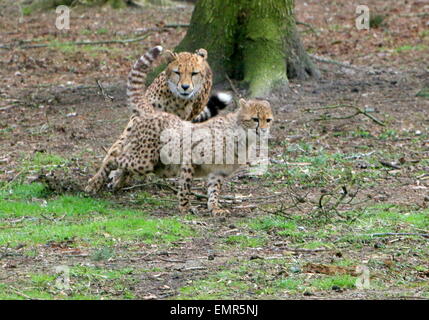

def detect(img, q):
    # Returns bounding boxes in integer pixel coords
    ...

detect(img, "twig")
[277,246,333,253]
[40,213,66,222]
[96,80,114,101]
[309,54,366,72]
[225,74,242,98]
[0,33,153,50]
[306,104,386,126]
[367,233,429,239]
[296,21,318,35]
[0,105,16,112]
[157,257,186,263]
[379,160,401,170]
[180,266,207,271]
[134,23,189,34]
[399,12,429,17]
[8,286,40,300]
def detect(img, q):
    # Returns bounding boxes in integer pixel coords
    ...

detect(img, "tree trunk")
[175,0,319,97]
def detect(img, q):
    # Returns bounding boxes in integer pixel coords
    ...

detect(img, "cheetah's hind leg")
[207,173,230,216]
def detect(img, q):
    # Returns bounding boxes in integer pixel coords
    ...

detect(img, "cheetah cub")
[85,98,273,215]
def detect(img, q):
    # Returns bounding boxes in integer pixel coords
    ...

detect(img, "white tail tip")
[217,92,233,104]
[154,45,163,53]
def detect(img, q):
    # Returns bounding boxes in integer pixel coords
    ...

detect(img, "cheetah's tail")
[192,92,233,123]
[127,45,163,112]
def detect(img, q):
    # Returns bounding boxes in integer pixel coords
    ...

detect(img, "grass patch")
[0,183,196,247]
[395,44,428,53]
[266,147,383,189]
[224,235,266,248]
[177,269,251,300]
[310,275,356,290]
[0,215,194,246]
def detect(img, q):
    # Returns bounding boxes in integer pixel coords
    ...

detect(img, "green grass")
[265,147,384,189]
[177,259,362,299]
[0,265,137,300]
[394,44,428,53]
[96,27,109,35]
[6,152,70,182]
[0,212,194,246]
[178,268,252,300]
[0,183,196,246]
[352,204,429,234]
[224,235,266,248]
[245,202,429,248]
[416,87,429,98]
[0,181,196,300]
[310,275,356,290]
[275,278,302,291]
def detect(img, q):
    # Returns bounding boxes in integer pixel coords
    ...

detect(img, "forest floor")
[0,0,428,300]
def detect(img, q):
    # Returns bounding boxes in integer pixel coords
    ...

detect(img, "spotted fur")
[85,99,274,215]
[129,46,231,122]
[127,45,163,114]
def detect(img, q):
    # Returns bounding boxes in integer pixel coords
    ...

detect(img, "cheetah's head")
[164,48,211,100]
[237,99,274,136]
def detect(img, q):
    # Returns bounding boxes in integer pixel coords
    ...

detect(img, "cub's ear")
[163,50,177,63]
[261,100,271,108]
[238,98,247,108]
[195,48,208,60]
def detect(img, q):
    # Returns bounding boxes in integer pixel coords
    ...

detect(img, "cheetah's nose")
[181,84,190,91]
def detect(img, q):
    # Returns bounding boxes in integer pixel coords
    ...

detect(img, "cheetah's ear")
[195,48,208,60]
[238,98,247,109]
[164,50,177,63]
[261,100,271,108]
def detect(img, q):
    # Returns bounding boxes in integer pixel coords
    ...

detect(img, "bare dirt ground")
[0,0,428,300]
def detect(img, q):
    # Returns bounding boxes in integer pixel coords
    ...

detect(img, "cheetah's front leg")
[178,165,195,214]
[207,173,229,216]
[85,155,117,194]
[107,169,131,191]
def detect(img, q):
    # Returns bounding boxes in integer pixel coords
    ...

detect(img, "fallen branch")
[134,23,189,34]
[40,213,66,222]
[306,104,386,126]
[379,160,401,170]
[0,105,17,112]
[367,232,429,239]
[8,286,40,300]
[0,33,153,50]
[309,54,367,72]
[96,79,115,101]
[399,12,429,18]
[276,246,333,253]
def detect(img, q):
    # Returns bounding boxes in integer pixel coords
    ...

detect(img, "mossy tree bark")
[175,0,319,97]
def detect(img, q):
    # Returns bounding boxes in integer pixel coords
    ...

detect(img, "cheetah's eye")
[191,71,199,76]
[266,119,272,123]
[173,70,180,75]
[252,118,259,122]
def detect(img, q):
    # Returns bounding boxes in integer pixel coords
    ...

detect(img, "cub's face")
[164,49,209,100]
[238,99,274,135]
